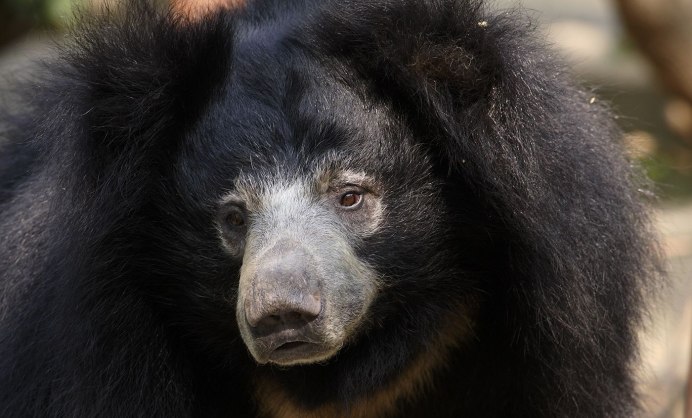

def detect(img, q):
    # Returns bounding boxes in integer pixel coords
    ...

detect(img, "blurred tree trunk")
[0,4,32,48]
[615,0,692,144]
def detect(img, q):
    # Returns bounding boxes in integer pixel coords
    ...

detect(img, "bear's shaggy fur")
[0,0,658,416]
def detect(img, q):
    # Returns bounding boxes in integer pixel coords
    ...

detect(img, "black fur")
[0,0,658,416]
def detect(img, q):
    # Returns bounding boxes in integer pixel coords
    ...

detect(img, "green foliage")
[4,0,86,28]
[641,156,692,201]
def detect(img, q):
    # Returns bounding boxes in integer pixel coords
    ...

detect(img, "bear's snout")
[245,242,322,333]
[242,241,330,364]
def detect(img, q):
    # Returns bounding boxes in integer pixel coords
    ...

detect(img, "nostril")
[245,294,321,324]
[250,301,321,338]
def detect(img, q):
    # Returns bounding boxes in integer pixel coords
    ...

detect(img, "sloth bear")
[0,0,658,417]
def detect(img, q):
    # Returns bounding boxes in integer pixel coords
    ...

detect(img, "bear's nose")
[246,293,321,337]
[244,242,322,338]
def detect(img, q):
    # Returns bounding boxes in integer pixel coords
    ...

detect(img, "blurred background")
[1,0,691,416]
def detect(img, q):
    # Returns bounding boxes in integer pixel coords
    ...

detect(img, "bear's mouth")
[275,341,308,351]
[250,329,339,366]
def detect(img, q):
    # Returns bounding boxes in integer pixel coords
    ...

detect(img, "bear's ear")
[57,3,234,165]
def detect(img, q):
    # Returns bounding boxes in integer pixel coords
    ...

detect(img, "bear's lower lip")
[263,341,335,365]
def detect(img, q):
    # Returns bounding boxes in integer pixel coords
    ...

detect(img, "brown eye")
[339,192,363,208]
[226,210,245,227]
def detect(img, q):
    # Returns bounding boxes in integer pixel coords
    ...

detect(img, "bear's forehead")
[228,25,392,140]
[192,59,405,169]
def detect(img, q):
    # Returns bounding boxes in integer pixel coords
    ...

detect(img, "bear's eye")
[224,207,246,228]
[227,212,245,226]
[339,192,363,209]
